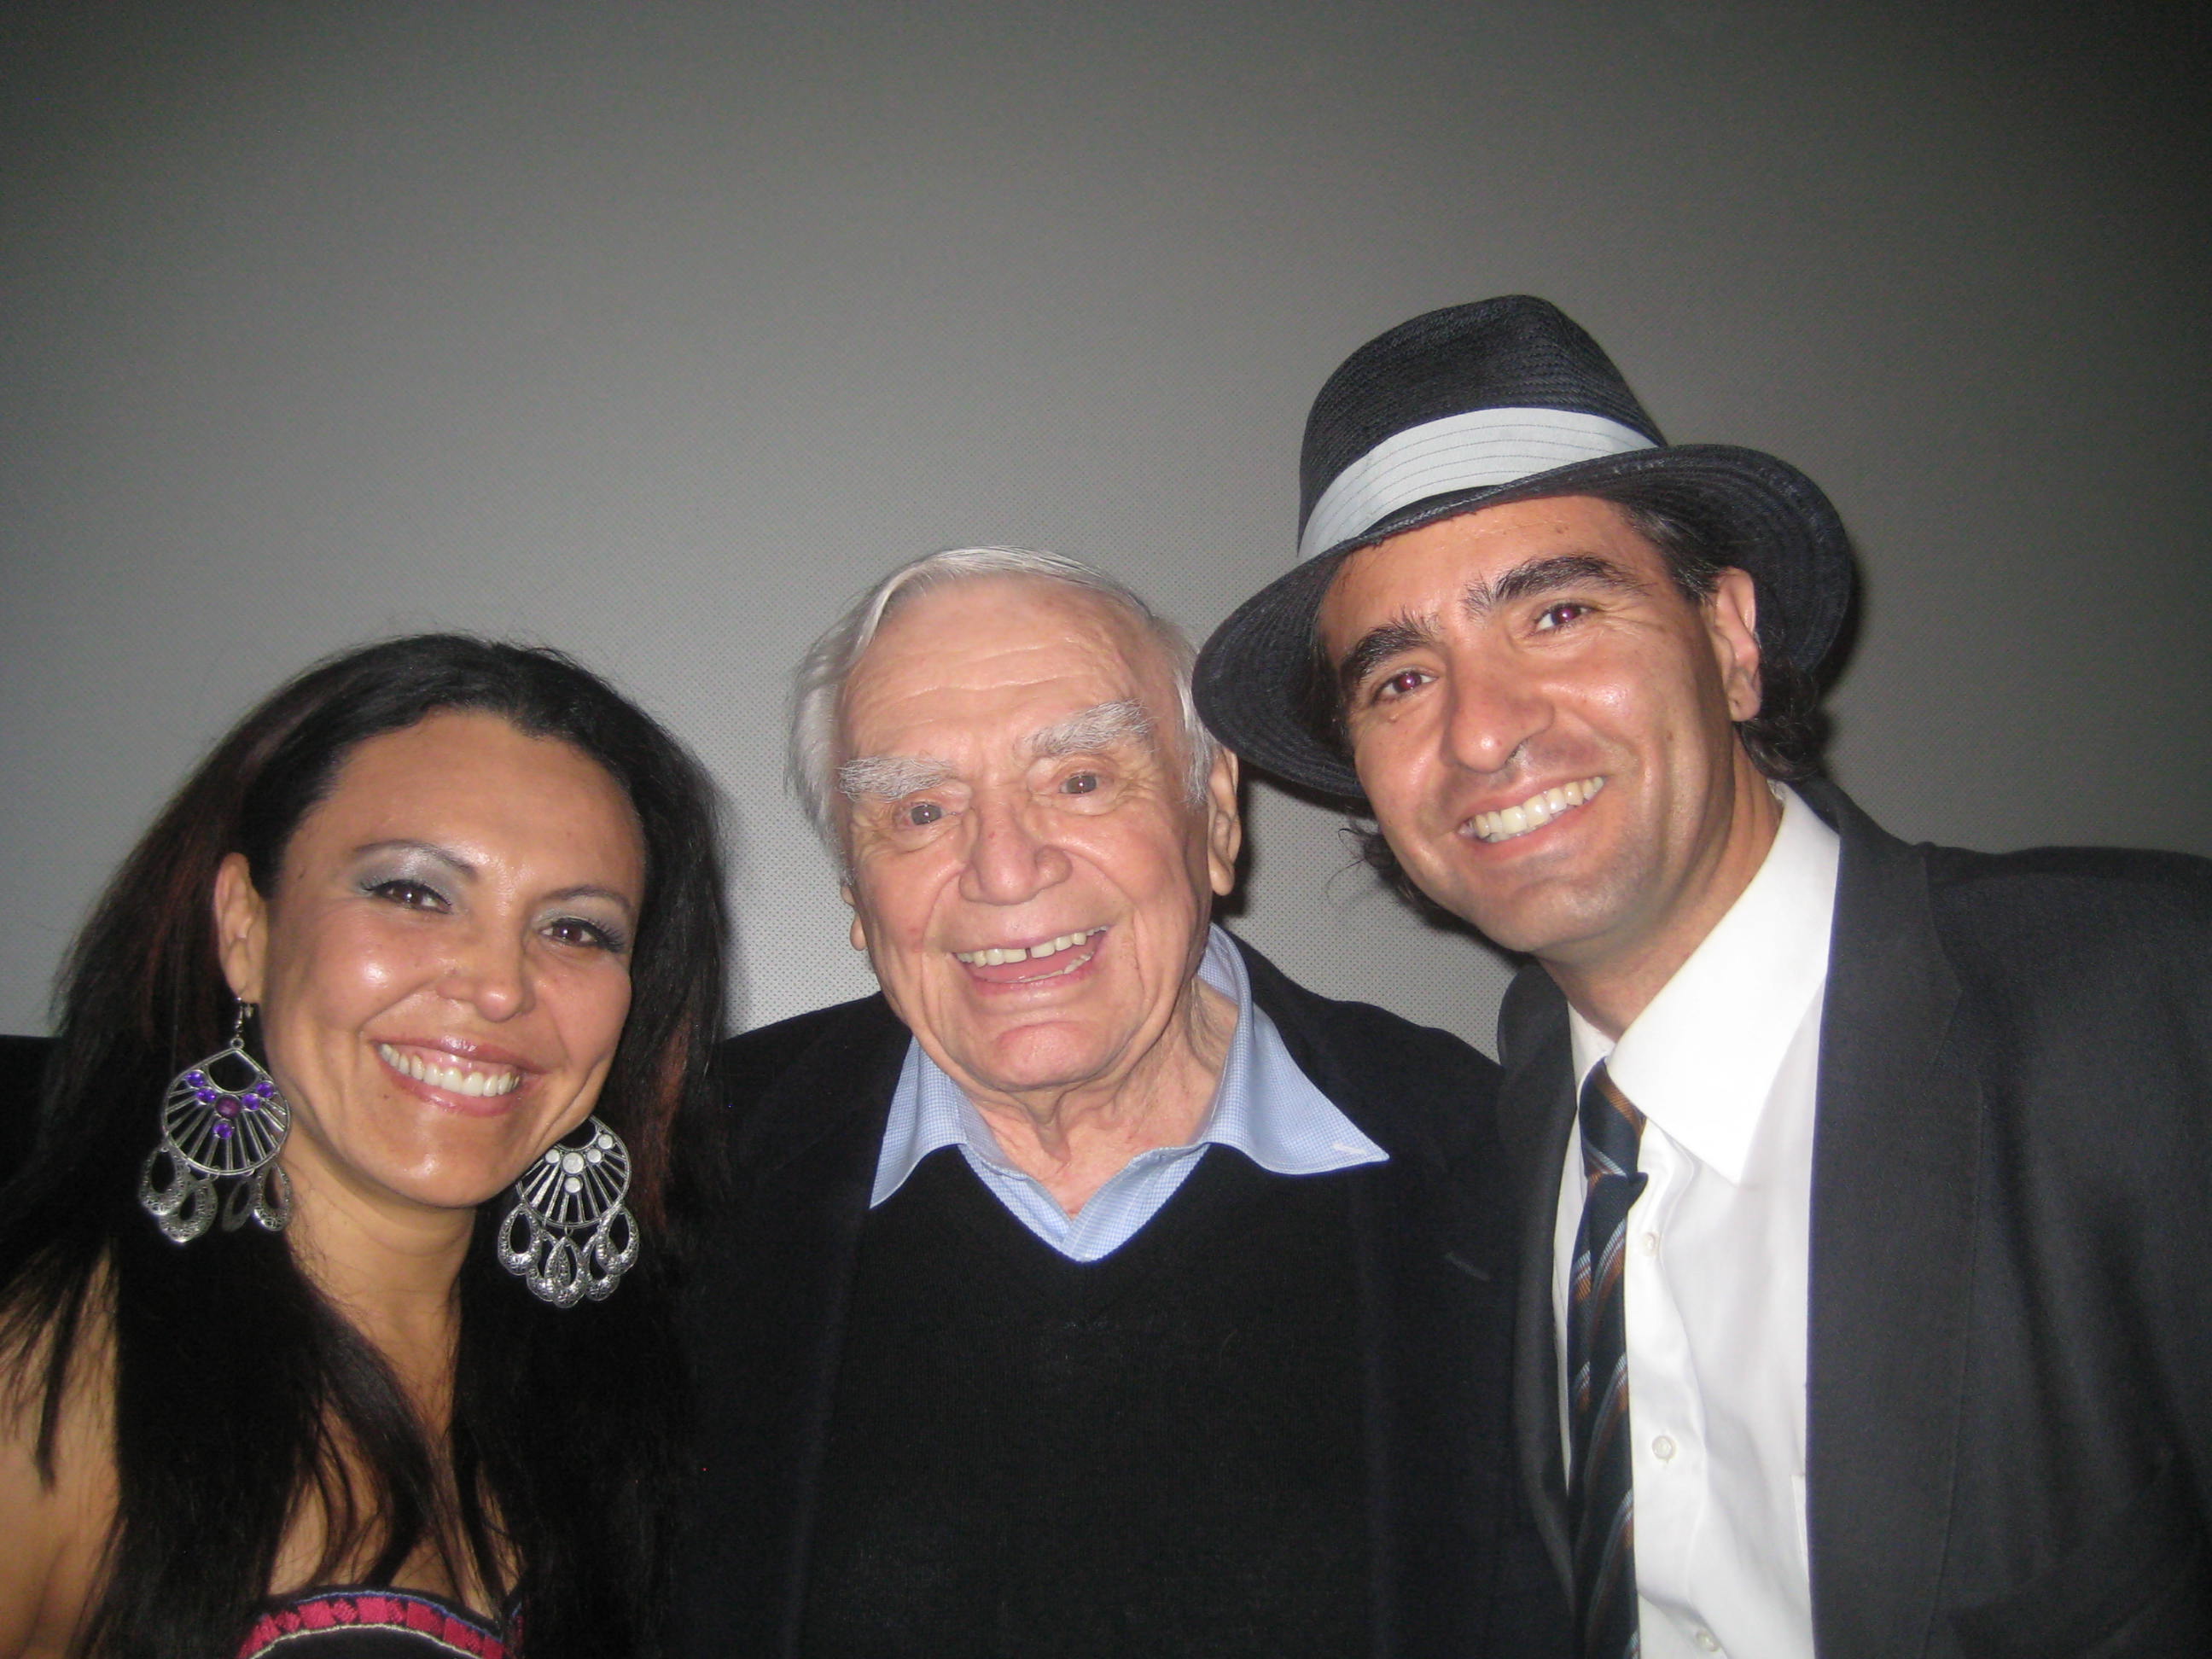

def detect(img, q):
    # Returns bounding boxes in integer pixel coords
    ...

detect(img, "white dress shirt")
[1551,784,1839,1659]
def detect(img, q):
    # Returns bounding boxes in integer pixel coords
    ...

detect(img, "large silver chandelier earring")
[498,1117,639,1307]
[139,1000,293,1243]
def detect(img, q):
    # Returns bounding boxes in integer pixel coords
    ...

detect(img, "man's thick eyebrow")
[1470,552,1650,616]
[1337,617,1441,694]
[837,754,956,800]
[1029,699,1155,759]
[1334,554,1652,693]
[835,704,1151,800]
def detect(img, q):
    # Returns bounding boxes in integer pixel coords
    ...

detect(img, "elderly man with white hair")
[671,547,1569,1659]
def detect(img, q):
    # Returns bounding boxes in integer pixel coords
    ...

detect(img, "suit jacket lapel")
[680,998,909,1659]
[1496,963,1578,1590]
[1799,781,1975,1656]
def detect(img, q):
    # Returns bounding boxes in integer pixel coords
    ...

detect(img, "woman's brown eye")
[905,800,944,827]
[366,878,446,911]
[1062,772,1100,795]
[545,917,624,952]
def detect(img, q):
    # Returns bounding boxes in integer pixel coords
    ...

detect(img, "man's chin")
[941,1026,1122,1103]
[1409,873,1624,963]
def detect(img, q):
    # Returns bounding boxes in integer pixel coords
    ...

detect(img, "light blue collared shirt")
[870,925,1388,1261]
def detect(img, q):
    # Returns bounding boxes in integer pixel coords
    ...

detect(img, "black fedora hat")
[1193,296,1854,800]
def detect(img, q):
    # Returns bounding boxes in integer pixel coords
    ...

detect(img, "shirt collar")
[872,923,1384,1207]
[1567,783,1840,1184]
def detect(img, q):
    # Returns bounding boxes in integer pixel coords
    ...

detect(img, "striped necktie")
[1569,1061,1648,1659]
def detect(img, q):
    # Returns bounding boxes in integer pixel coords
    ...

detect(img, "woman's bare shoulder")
[0,1291,118,1659]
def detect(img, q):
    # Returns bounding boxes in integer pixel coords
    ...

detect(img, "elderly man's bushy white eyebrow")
[1028,700,1155,760]
[836,754,958,802]
[837,701,1157,805]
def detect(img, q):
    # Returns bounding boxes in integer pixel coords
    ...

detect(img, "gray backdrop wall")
[4,0,2207,1048]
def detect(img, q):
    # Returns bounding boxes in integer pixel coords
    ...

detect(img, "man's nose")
[958,796,1072,905]
[439,924,534,1022]
[1441,654,1554,776]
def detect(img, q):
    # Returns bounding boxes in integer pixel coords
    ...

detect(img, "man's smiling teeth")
[375,1043,522,1097]
[953,928,1104,967]
[1470,777,1606,844]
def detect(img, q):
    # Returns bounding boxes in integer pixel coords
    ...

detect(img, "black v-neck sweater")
[799,1144,1372,1659]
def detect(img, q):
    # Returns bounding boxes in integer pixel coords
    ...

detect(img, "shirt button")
[1640,1231,1659,1255]
[1652,1435,1677,1461]
[1694,1633,1721,1653]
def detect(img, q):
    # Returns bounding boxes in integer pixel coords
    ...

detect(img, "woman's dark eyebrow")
[541,883,639,920]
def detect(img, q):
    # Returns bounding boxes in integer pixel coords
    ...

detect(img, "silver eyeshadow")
[348,840,635,952]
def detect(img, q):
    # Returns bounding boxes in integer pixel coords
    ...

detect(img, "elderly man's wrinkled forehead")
[835,574,1185,764]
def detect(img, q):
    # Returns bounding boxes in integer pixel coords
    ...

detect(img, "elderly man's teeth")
[375,1042,522,1097]
[1470,777,1605,844]
[954,928,1103,967]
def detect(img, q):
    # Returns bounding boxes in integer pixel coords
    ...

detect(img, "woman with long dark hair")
[0,635,726,1658]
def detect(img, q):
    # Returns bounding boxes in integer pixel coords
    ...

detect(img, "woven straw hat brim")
[1194,441,1854,802]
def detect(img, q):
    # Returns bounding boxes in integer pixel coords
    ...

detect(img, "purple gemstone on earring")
[214,1097,242,1120]
[185,1070,208,1086]
[195,1089,219,1104]
[213,1121,235,1139]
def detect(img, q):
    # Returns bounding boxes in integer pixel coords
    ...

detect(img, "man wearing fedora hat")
[1194,296,2212,1659]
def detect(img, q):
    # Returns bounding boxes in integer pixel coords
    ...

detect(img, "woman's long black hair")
[0,635,728,1658]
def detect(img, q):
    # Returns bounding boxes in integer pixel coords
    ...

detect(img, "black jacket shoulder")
[1923,841,2212,960]
[1235,937,1502,1165]
[1240,940,1499,1077]
[714,994,898,1093]
[1904,842,2212,1063]
[707,993,906,1168]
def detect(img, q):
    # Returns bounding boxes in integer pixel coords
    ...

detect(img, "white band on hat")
[1297,406,1655,562]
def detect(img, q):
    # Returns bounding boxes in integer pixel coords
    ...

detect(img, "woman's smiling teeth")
[375,1042,523,1097]
[1469,776,1606,844]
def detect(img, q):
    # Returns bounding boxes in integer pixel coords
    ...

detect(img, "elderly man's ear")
[1204,747,1242,899]
[844,880,868,952]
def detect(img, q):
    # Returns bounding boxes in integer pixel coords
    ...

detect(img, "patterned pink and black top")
[236,1587,508,1657]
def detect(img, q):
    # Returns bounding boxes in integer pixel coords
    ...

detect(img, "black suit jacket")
[1497,780,2212,1657]
[673,934,1569,1658]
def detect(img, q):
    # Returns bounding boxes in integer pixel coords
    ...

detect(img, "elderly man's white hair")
[789,545,1220,858]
